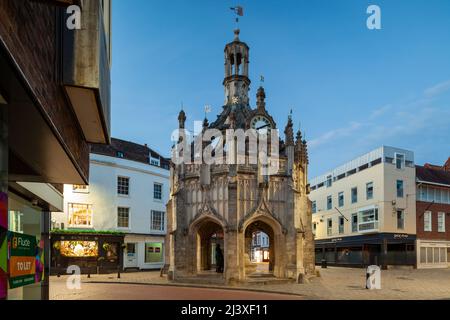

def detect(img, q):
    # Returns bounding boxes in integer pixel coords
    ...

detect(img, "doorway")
[124,243,138,269]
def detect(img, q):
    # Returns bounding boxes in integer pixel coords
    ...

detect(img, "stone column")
[224,229,238,283]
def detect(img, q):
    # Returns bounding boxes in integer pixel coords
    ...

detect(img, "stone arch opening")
[194,219,225,274]
[244,220,276,277]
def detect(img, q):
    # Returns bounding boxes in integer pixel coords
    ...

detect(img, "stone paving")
[50,267,450,300]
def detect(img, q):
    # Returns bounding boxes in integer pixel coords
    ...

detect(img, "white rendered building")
[309,146,417,267]
[52,138,170,270]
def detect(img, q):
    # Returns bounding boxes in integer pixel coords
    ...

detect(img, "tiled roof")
[90,138,170,169]
[416,165,450,186]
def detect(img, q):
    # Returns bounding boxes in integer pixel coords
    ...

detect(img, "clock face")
[251,116,272,135]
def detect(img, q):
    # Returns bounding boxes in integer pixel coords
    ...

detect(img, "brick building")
[416,158,450,269]
[0,0,111,300]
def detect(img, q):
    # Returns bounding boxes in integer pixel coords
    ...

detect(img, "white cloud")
[424,80,450,97]
[369,104,391,119]
[309,121,362,148]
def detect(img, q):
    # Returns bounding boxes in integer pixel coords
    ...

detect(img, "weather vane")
[230,5,244,25]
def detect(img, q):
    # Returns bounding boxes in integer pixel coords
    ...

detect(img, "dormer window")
[150,157,160,166]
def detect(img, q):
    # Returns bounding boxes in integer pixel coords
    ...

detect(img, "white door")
[124,243,138,269]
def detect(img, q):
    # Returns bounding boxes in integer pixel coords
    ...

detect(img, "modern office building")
[416,158,450,269]
[310,146,417,268]
[52,138,170,272]
[0,1,111,300]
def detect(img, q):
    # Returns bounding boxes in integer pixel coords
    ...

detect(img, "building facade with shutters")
[416,158,450,269]
[52,138,170,271]
[310,146,417,268]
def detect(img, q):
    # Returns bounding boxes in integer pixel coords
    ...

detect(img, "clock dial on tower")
[251,116,272,135]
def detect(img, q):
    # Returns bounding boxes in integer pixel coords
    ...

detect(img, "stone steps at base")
[173,277,226,285]
[248,273,276,279]
[245,278,295,286]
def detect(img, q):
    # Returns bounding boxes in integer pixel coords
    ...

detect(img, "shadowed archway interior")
[196,220,224,273]
[245,220,275,275]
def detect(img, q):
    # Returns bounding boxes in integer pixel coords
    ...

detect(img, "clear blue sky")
[111,0,450,178]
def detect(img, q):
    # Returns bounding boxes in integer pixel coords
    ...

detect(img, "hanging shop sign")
[8,232,38,289]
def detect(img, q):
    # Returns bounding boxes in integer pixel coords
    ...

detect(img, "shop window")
[420,247,427,264]
[68,203,93,228]
[427,247,433,263]
[440,248,447,263]
[60,241,98,257]
[104,243,118,261]
[145,243,163,263]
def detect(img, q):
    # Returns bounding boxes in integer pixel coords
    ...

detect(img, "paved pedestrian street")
[50,267,450,300]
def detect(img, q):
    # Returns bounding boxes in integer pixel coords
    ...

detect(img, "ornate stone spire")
[178,109,186,129]
[256,87,266,111]
[295,130,303,150]
[284,114,294,146]
[301,139,309,165]
[202,117,209,132]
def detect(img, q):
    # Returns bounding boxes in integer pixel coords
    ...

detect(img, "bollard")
[366,265,381,290]
[117,266,121,279]
[321,259,327,269]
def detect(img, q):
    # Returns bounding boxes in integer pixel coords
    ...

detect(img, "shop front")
[51,232,124,275]
[315,233,416,268]
[416,240,450,269]
[123,235,165,271]
[1,184,63,300]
